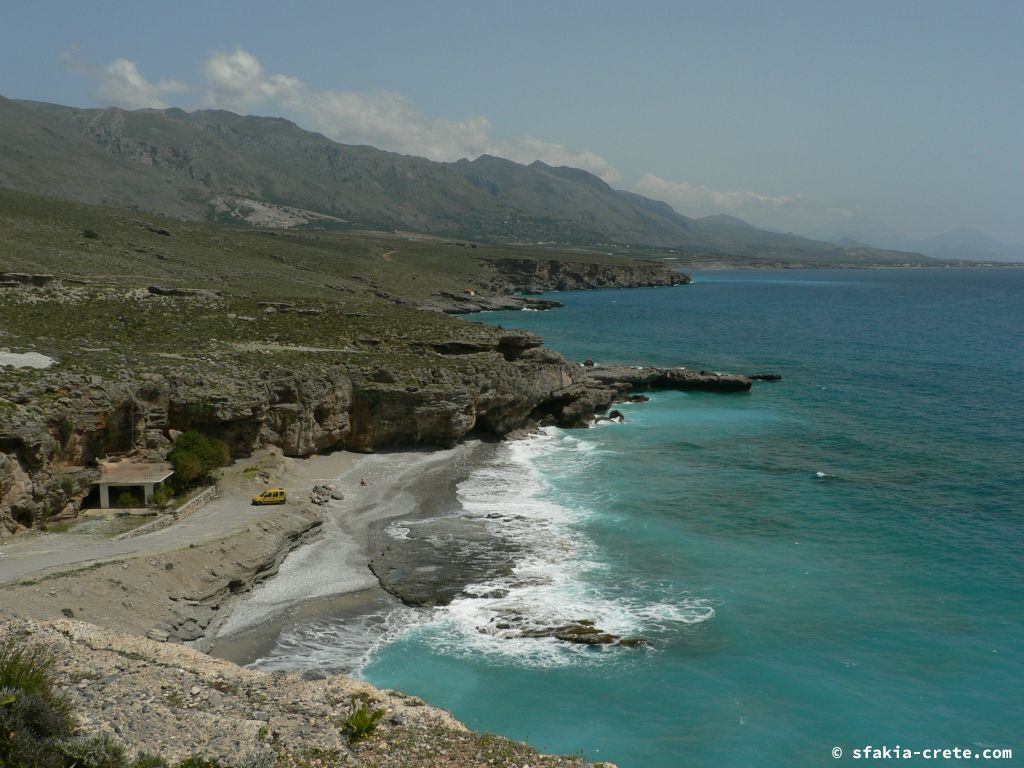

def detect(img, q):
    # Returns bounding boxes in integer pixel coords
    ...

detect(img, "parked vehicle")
[251,487,287,505]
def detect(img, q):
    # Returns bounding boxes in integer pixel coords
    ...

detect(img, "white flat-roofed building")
[94,460,174,509]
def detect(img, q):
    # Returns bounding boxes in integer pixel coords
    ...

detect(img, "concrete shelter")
[94,460,174,509]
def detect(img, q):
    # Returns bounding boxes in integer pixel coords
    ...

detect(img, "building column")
[100,484,110,509]
[144,483,154,505]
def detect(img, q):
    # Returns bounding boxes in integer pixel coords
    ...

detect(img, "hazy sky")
[2,0,1022,242]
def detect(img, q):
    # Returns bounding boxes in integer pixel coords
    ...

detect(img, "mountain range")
[0,95,929,265]
[808,217,1024,263]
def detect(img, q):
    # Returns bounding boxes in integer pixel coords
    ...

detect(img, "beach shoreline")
[0,441,495,659]
[208,440,497,667]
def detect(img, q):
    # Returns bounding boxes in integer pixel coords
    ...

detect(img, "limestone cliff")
[0,335,593,535]
[488,256,691,294]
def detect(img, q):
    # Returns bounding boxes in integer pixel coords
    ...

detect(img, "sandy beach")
[0,441,493,659]
[208,441,494,665]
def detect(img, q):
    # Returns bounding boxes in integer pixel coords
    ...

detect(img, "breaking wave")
[364,428,715,669]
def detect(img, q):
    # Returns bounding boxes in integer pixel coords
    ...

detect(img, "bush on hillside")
[0,639,72,768]
[56,732,128,768]
[168,431,230,488]
[1,638,285,768]
[152,485,175,509]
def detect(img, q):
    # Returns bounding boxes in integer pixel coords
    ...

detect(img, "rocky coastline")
[0,235,768,766]
[0,255,706,539]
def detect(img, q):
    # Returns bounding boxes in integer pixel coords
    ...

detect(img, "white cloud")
[95,59,189,109]
[62,48,188,109]
[200,48,621,180]
[634,173,801,218]
[203,48,303,112]
[634,173,863,234]
[490,136,622,184]
[64,46,622,181]
[301,88,494,162]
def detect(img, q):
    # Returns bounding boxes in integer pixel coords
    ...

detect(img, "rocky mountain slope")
[0,96,928,264]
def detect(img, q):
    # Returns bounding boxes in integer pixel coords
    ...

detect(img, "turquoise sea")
[281,268,1024,766]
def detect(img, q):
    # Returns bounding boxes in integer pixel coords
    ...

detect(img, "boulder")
[310,484,334,505]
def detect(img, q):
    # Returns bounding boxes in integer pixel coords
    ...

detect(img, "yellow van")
[252,487,287,505]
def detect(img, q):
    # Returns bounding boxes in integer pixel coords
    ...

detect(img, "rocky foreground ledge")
[0,619,614,767]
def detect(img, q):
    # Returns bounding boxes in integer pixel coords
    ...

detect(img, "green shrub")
[168,432,230,488]
[0,687,72,764]
[152,485,175,509]
[341,695,386,741]
[176,756,224,768]
[60,478,76,495]
[235,752,276,768]
[131,755,171,768]
[0,638,61,700]
[55,732,127,768]
[0,640,73,768]
[116,491,136,509]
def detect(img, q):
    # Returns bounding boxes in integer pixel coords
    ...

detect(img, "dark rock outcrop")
[585,365,753,394]
[0,272,60,288]
[369,516,521,607]
[488,257,690,295]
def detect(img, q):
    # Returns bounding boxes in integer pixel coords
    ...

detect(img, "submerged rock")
[369,516,521,607]
[518,622,619,645]
[512,621,649,647]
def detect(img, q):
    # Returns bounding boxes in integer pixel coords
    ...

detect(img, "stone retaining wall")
[116,484,219,540]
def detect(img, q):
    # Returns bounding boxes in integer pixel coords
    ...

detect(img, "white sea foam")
[253,428,714,673]
[363,427,715,669]
[385,521,411,540]
[253,604,420,674]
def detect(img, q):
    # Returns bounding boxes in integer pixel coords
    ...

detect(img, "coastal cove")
[236,268,1023,767]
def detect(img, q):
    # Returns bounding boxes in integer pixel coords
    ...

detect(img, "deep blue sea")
[278,268,1024,766]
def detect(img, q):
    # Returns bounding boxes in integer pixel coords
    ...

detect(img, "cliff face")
[0,337,591,536]
[488,257,691,294]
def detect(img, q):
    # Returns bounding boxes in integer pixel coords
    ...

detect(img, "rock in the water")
[369,516,520,606]
[517,621,620,645]
[617,637,650,648]
[586,365,753,393]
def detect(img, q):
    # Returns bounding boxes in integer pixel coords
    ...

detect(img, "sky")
[2,0,1022,243]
